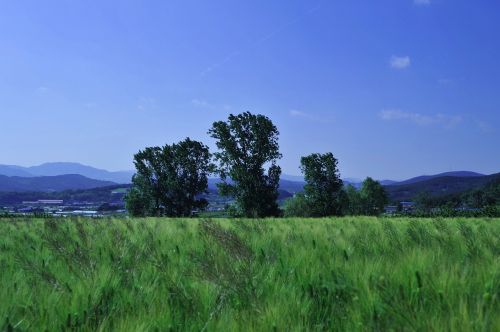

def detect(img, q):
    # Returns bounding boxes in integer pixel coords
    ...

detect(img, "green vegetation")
[344,177,389,216]
[284,176,389,218]
[1,217,498,331]
[297,152,344,217]
[209,112,282,218]
[412,177,500,214]
[126,138,213,217]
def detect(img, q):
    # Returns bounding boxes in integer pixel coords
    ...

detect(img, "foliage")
[0,217,499,331]
[125,138,213,217]
[415,191,435,213]
[402,178,500,215]
[344,184,363,215]
[299,152,344,216]
[283,193,312,217]
[342,178,388,216]
[359,177,388,215]
[463,178,500,208]
[209,112,282,217]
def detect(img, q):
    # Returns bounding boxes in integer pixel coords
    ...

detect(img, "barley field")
[1,217,499,331]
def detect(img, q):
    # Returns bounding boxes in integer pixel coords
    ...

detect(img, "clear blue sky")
[1,0,499,180]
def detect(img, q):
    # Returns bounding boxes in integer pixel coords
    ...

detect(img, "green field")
[1,217,499,331]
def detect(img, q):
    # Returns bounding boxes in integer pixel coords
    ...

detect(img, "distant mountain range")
[0,163,497,203]
[0,163,134,183]
[0,174,116,192]
[385,172,500,201]
[392,171,485,186]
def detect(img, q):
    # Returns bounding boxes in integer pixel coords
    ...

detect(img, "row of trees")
[283,176,388,217]
[126,111,388,218]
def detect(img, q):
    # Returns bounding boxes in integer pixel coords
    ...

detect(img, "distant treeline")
[409,177,500,216]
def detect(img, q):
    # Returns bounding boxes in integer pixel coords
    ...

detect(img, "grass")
[0,216,499,331]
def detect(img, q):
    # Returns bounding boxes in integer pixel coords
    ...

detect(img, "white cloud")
[414,0,431,5]
[390,56,411,69]
[379,109,462,128]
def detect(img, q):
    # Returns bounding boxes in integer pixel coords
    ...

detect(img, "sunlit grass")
[1,217,498,331]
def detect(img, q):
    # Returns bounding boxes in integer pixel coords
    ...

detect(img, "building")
[21,199,63,205]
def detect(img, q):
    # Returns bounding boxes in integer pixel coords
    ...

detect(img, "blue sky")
[1,0,499,180]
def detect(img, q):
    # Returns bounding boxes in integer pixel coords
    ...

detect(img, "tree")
[125,138,213,217]
[299,153,344,216]
[344,184,363,215]
[283,193,312,217]
[414,191,434,213]
[208,112,282,217]
[359,177,388,215]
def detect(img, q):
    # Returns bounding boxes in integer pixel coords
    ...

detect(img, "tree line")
[125,111,388,218]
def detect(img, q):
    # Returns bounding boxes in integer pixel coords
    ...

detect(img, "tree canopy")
[299,152,344,217]
[208,112,282,217]
[359,177,388,215]
[125,138,213,217]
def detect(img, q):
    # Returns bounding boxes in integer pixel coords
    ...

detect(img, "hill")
[0,174,117,192]
[0,165,34,177]
[385,172,500,201]
[394,171,485,186]
[208,177,303,195]
[0,162,134,183]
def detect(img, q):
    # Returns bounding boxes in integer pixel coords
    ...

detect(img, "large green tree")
[125,138,213,217]
[300,152,344,216]
[209,112,282,217]
[359,177,388,215]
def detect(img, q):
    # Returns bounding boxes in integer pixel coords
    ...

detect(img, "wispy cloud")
[199,2,322,77]
[414,0,431,6]
[390,56,411,69]
[191,99,214,109]
[289,110,309,118]
[289,109,334,123]
[476,120,494,133]
[191,99,232,111]
[137,97,157,112]
[199,51,241,78]
[379,109,462,128]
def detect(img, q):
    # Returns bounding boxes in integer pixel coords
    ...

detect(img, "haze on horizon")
[1,0,499,180]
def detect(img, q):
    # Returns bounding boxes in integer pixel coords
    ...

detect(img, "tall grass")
[0,217,498,331]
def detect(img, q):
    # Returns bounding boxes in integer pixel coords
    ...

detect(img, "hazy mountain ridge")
[393,171,485,186]
[0,174,117,192]
[0,162,134,183]
[0,165,34,177]
[0,163,497,203]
